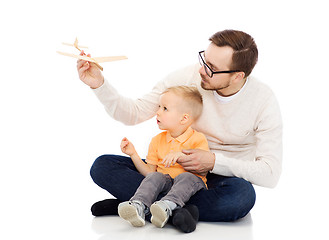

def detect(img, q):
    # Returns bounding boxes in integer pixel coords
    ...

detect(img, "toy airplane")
[57,38,127,71]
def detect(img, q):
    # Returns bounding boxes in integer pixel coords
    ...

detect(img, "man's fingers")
[181,149,196,155]
[77,59,85,68]
[77,51,89,68]
[177,153,190,162]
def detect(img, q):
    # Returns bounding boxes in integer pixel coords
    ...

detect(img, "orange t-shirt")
[146,127,209,185]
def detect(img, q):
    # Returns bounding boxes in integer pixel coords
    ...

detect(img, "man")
[77,29,282,229]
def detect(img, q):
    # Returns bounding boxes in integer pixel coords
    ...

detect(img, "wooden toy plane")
[57,38,127,71]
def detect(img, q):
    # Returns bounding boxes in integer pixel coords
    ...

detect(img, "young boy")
[118,86,209,232]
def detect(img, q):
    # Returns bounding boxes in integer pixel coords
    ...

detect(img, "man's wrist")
[90,77,104,89]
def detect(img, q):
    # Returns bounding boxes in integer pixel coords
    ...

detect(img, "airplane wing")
[56,51,98,63]
[57,51,127,63]
[57,51,127,71]
[62,42,89,49]
[93,56,128,63]
[59,38,127,65]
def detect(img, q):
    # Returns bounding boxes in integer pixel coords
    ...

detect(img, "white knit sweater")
[93,64,283,188]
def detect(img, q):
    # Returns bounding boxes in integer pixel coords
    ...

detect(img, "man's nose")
[199,66,205,75]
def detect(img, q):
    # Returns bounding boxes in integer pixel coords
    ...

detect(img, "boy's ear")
[181,114,190,124]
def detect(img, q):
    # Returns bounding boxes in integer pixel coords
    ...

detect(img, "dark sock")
[171,204,199,233]
[91,199,121,216]
[183,204,199,221]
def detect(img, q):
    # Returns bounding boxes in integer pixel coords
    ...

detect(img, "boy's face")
[156,92,186,132]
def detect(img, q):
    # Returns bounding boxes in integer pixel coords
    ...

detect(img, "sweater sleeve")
[91,79,161,125]
[91,64,199,125]
[211,94,283,188]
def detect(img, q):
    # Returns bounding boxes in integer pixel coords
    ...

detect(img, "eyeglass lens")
[199,52,212,77]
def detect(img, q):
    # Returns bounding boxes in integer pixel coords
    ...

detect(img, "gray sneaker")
[150,201,172,228]
[118,201,145,227]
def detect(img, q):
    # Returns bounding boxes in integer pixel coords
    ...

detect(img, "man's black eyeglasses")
[198,51,241,78]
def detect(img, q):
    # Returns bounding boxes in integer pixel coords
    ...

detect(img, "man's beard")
[200,74,230,92]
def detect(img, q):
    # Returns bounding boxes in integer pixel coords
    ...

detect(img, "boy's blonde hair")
[162,86,203,121]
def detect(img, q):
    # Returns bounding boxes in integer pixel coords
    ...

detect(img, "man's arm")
[88,64,200,125]
[91,80,160,125]
[179,94,283,188]
[212,95,282,188]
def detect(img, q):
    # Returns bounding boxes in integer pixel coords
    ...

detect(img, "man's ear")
[232,71,246,83]
[181,114,190,124]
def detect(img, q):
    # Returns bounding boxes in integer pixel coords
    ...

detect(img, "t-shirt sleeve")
[193,132,210,151]
[145,137,159,165]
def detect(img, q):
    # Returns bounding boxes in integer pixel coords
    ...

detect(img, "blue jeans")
[90,154,256,222]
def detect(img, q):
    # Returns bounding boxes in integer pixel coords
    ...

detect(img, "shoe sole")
[118,204,145,227]
[150,204,169,228]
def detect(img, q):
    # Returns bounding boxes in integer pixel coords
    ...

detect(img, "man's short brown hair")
[209,29,258,77]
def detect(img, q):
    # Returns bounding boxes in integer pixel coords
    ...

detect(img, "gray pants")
[131,172,206,208]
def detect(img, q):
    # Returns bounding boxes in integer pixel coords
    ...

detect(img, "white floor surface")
[2,166,327,240]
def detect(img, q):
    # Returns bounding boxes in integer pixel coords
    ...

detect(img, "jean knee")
[237,178,256,206]
[230,178,256,218]
[90,154,118,183]
[90,155,105,182]
[205,177,256,221]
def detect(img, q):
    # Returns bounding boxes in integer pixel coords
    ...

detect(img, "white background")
[1,0,328,239]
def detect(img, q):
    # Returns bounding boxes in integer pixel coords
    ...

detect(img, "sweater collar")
[213,77,249,103]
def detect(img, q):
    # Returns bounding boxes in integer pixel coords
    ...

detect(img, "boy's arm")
[120,137,156,176]
[130,153,157,177]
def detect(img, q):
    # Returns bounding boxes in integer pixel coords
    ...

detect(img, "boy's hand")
[120,137,137,157]
[77,51,104,89]
[177,149,215,176]
[162,151,185,168]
